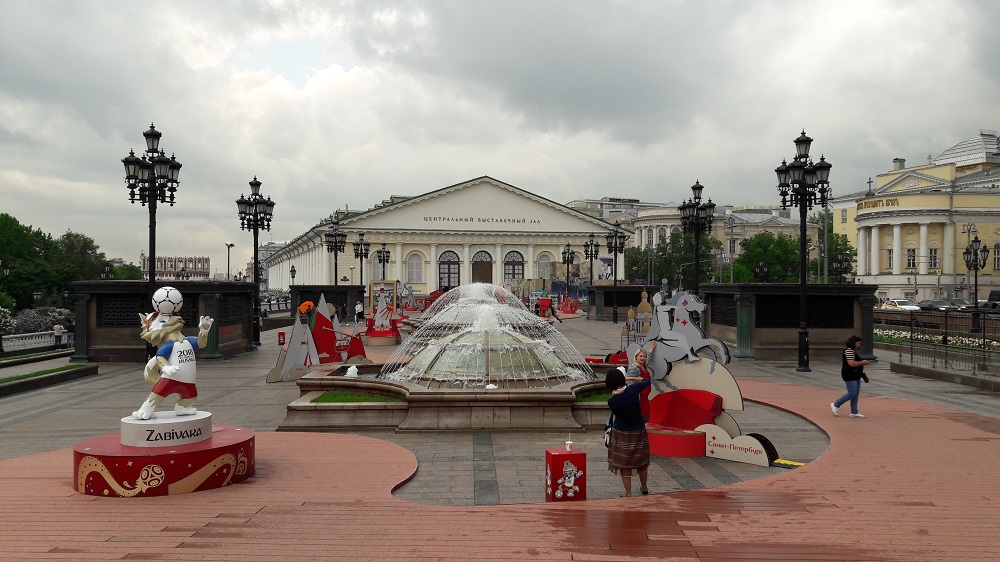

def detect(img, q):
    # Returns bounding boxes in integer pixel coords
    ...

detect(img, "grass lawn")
[0,365,78,384]
[312,391,406,403]
[576,391,611,402]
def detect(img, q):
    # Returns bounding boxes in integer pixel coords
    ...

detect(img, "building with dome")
[831,129,1000,302]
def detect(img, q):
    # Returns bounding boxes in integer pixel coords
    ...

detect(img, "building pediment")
[878,171,950,194]
[334,176,618,234]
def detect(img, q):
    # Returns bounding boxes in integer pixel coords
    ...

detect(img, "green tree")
[736,232,802,283]
[115,263,144,280]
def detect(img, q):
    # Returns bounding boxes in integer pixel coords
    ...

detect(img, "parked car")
[883,299,920,311]
[983,290,1000,310]
[918,299,956,311]
[948,298,974,310]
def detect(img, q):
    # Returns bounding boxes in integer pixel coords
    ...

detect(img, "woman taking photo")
[831,335,870,418]
[626,342,656,421]
[606,367,651,497]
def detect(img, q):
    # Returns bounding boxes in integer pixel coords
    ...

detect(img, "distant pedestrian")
[606,367,651,497]
[550,305,563,323]
[831,335,870,418]
[355,300,364,323]
[53,323,66,348]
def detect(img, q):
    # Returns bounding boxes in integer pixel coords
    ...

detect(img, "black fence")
[875,309,1000,376]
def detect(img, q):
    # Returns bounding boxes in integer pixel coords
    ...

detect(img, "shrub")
[14,309,53,334]
[0,307,14,337]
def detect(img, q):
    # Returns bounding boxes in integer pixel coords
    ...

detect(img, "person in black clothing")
[605,367,651,497]
[831,335,870,418]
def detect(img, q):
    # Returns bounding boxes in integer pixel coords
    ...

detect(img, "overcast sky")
[2,0,998,276]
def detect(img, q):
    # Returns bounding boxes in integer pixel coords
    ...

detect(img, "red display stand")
[73,425,255,497]
[646,389,723,458]
[544,449,586,501]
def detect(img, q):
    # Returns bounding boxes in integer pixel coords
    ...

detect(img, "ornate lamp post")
[604,222,629,323]
[101,263,115,280]
[353,232,371,292]
[754,260,769,282]
[324,220,348,286]
[122,123,182,289]
[963,234,990,332]
[724,216,737,283]
[375,243,391,281]
[776,130,832,372]
[561,243,575,302]
[0,259,8,353]
[289,265,296,285]
[236,176,276,348]
[583,233,601,287]
[225,242,235,280]
[678,180,716,296]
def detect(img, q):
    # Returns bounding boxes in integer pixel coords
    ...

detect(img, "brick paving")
[1,313,1000,560]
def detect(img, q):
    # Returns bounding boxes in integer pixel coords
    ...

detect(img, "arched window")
[658,227,667,245]
[646,229,653,247]
[504,251,525,279]
[994,243,1000,270]
[537,254,552,279]
[439,251,460,290]
[472,251,492,262]
[406,253,423,282]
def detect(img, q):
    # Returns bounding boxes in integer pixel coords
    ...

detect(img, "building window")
[472,251,492,263]
[885,249,893,269]
[995,243,1000,270]
[729,238,738,255]
[503,251,524,279]
[840,209,847,223]
[537,255,552,279]
[438,251,460,289]
[929,248,939,269]
[658,227,667,245]
[646,229,653,247]
[906,248,916,268]
[406,253,423,283]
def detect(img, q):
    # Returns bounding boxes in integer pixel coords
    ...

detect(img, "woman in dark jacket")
[831,335,870,418]
[606,367,651,497]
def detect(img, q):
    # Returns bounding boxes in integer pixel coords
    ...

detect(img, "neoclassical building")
[263,176,623,294]
[832,129,1000,301]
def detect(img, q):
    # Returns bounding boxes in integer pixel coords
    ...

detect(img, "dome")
[933,129,1000,168]
[380,283,595,389]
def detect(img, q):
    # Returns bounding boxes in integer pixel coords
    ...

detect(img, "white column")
[870,226,880,274]
[395,243,404,283]
[857,227,868,276]
[429,244,438,291]
[527,244,535,279]
[462,244,471,284]
[892,224,902,274]
[943,224,954,275]
[495,243,503,282]
[918,223,929,275]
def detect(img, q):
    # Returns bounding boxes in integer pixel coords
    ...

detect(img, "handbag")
[603,415,614,448]
[862,373,870,383]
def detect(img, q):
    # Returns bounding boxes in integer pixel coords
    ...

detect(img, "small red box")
[545,449,587,501]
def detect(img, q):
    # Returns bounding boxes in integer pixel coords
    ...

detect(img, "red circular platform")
[73,425,255,497]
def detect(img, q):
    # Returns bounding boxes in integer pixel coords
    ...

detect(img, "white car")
[883,299,920,311]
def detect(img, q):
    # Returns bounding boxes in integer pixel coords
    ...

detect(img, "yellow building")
[832,129,1000,301]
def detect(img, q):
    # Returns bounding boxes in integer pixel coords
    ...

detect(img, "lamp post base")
[796,327,811,372]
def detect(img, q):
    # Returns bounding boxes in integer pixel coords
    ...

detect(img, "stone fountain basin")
[279,364,609,432]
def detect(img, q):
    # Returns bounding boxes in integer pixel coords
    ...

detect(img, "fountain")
[281,283,604,431]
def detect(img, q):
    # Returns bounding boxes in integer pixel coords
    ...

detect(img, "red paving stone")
[1,380,999,560]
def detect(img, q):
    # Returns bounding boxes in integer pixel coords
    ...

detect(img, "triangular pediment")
[333,176,617,234]
[878,172,950,194]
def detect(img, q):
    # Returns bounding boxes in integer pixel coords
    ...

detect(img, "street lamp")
[122,123,182,292]
[349,266,356,284]
[0,259,8,353]
[776,130,832,372]
[236,176,276,348]
[724,216,736,283]
[583,233,601,287]
[324,220,348,286]
[289,265,296,285]
[101,263,114,280]
[561,243,575,302]
[963,234,990,332]
[225,242,235,280]
[754,260,769,282]
[375,243,391,281]
[353,232,371,291]
[604,222,629,323]
[678,180,717,296]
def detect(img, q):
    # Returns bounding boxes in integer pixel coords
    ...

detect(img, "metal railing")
[875,309,999,377]
[2,331,73,353]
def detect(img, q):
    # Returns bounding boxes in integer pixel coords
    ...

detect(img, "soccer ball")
[152,286,184,315]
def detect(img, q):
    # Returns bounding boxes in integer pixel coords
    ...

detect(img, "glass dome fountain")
[380,283,595,389]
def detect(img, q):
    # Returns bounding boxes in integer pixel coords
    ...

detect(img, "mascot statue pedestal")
[72,286,256,497]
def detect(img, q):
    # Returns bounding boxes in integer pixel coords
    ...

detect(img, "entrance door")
[472,251,492,284]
